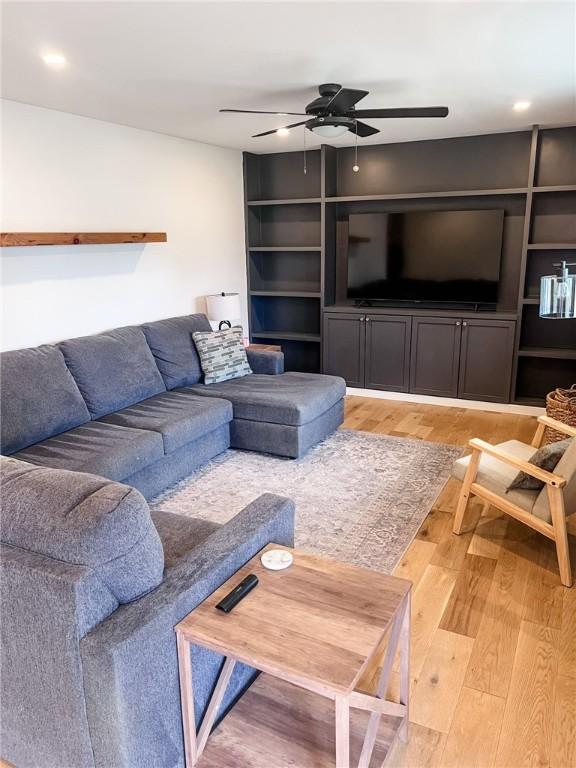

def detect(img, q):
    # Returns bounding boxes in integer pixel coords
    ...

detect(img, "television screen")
[346,210,504,305]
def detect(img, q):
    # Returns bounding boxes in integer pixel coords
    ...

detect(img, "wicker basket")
[544,385,576,444]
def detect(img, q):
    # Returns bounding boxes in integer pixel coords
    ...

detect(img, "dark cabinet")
[410,317,462,397]
[458,319,516,402]
[323,310,516,403]
[365,315,412,392]
[323,313,365,388]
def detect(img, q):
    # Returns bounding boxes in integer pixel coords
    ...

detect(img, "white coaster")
[261,549,294,571]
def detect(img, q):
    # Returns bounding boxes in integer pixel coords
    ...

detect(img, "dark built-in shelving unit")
[243,126,576,400]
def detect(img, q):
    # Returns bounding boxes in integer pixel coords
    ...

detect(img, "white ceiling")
[2,1,575,153]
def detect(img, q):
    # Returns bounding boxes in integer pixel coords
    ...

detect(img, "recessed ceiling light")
[42,53,67,67]
[276,127,290,136]
[513,101,531,112]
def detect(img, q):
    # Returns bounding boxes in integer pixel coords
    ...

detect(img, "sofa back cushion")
[1,345,91,454]
[0,456,164,602]
[141,313,212,389]
[60,327,166,418]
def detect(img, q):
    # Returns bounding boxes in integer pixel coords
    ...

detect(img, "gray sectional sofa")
[0,313,345,768]
[0,313,346,498]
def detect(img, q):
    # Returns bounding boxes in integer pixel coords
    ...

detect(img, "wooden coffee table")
[175,545,411,768]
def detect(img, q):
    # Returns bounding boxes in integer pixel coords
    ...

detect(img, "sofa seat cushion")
[0,456,164,603]
[141,314,212,390]
[1,345,90,454]
[60,326,166,419]
[14,422,164,482]
[185,372,346,427]
[151,510,219,569]
[98,391,233,454]
[452,440,539,514]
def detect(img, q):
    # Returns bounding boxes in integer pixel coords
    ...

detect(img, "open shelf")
[252,331,321,343]
[248,246,321,252]
[247,203,321,249]
[250,290,321,298]
[251,295,321,337]
[527,243,576,250]
[0,232,167,247]
[518,347,576,360]
[251,335,321,372]
[325,188,528,203]
[530,191,576,245]
[245,150,321,202]
[535,127,576,187]
[533,185,576,193]
[519,304,576,352]
[516,356,576,403]
[247,198,322,206]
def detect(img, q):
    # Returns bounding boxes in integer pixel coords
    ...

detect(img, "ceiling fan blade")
[351,107,449,119]
[350,121,380,137]
[326,88,369,113]
[252,120,309,138]
[220,109,308,116]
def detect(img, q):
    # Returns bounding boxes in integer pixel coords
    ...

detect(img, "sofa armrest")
[246,348,284,375]
[79,493,295,768]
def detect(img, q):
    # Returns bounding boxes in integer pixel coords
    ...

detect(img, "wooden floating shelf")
[0,232,167,247]
[251,332,321,343]
[527,243,576,250]
[325,188,529,203]
[518,347,576,360]
[248,246,322,252]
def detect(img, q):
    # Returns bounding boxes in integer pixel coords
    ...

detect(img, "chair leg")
[453,449,480,535]
[547,485,573,587]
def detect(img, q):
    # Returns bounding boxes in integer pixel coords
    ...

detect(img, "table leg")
[335,695,350,768]
[398,592,411,743]
[177,632,197,768]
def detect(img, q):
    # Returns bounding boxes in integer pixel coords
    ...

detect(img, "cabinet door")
[322,313,365,388]
[410,317,462,397]
[365,315,412,392]
[458,319,516,402]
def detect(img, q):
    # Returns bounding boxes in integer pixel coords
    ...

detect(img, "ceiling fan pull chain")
[303,124,307,174]
[353,122,360,172]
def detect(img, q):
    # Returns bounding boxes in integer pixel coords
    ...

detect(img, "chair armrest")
[537,415,576,439]
[246,348,284,375]
[468,438,566,488]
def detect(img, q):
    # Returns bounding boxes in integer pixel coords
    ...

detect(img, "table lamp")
[206,292,242,330]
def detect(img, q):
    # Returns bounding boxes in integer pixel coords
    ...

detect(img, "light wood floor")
[3,397,574,768]
[345,396,576,768]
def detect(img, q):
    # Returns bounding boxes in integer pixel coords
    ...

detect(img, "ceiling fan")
[220,83,449,138]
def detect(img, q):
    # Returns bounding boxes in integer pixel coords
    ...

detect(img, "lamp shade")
[205,292,241,323]
[539,262,576,319]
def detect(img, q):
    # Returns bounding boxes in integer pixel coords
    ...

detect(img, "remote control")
[216,574,259,613]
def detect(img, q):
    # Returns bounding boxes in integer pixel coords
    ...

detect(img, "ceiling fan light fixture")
[276,127,290,136]
[311,123,349,138]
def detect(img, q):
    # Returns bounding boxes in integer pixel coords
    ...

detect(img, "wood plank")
[559,587,576,679]
[0,232,167,246]
[386,722,447,768]
[441,686,506,768]
[394,538,437,589]
[550,674,576,768]
[494,621,559,768]
[410,629,475,733]
[439,553,498,638]
[464,549,528,698]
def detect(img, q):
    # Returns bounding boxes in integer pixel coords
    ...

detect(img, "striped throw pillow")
[192,327,252,385]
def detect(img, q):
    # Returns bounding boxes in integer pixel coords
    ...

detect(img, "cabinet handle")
[366,317,371,322]
[462,321,467,327]
[360,316,365,322]
[456,321,461,326]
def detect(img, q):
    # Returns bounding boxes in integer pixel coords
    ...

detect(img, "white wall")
[0,101,247,351]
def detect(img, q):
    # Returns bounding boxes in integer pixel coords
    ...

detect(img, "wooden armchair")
[452,415,576,587]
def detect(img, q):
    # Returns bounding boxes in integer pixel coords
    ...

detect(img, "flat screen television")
[346,210,504,305]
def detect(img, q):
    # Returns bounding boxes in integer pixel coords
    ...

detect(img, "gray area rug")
[151,429,461,573]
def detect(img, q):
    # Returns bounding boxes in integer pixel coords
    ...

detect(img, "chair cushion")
[452,440,539,514]
[0,345,90,454]
[98,390,233,454]
[185,371,346,426]
[13,422,165,482]
[60,327,166,419]
[141,314,212,390]
[0,456,164,603]
[193,327,252,385]
[151,510,219,569]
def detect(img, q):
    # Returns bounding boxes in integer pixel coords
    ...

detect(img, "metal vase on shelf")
[539,261,576,319]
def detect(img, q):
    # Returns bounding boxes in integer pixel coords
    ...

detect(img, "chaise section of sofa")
[0,456,295,768]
